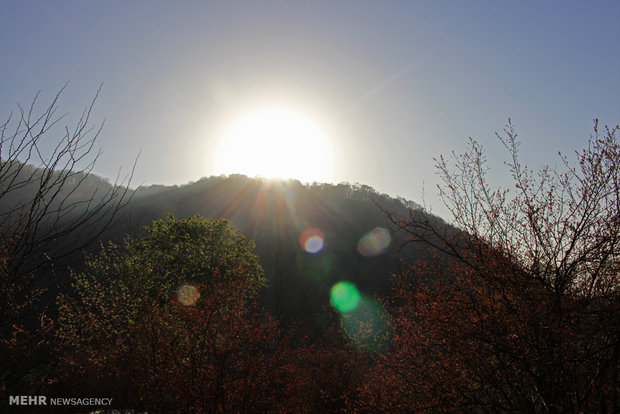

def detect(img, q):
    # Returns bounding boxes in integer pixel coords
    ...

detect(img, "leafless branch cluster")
[382,120,619,411]
[0,84,136,277]
[0,85,136,393]
[391,119,619,299]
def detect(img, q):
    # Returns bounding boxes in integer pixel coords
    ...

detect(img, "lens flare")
[177,285,200,306]
[330,281,361,313]
[299,227,324,254]
[357,227,392,256]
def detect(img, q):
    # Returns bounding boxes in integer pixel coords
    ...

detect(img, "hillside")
[115,174,437,326]
[0,162,443,327]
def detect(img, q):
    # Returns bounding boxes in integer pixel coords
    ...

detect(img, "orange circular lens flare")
[177,284,200,306]
[298,227,324,254]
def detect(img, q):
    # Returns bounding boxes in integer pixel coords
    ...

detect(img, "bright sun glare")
[214,107,334,183]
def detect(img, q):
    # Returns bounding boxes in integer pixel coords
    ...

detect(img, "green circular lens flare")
[330,281,361,313]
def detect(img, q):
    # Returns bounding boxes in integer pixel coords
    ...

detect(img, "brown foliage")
[0,86,134,397]
[378,120,619,412]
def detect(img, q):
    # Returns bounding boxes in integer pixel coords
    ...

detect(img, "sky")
[1,1,619,218]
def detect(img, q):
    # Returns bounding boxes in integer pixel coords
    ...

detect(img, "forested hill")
[4,125,616,411]
[112,174,438,325]
[0,161,445,326]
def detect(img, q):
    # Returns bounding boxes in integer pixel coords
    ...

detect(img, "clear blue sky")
[1,1,618,217]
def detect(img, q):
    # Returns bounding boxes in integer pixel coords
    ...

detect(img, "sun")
[214,107,334,183]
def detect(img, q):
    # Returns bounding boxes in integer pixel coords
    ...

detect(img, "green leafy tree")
[57,214,283,412]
